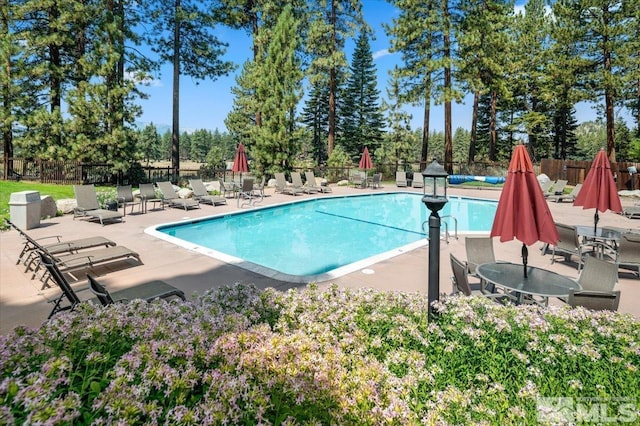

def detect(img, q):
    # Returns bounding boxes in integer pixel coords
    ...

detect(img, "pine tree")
[148,0,235,174]
[301,81,330,166]
[457,0,513,163]
[554,0,634,161]
[385,0,440,165]
[340,31,385,161]
[306,0,363,157]
[252,5,304,174]
[382,68,416,171]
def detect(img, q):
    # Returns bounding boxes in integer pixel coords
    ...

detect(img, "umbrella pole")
[521,243,528,278]
[594,211,599,235]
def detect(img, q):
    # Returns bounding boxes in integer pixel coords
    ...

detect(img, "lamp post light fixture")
[421,159,449,317]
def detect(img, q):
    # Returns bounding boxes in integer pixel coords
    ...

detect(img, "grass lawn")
[0,182,113,230]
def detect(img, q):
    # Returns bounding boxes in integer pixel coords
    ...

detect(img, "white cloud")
[373,49,392,60]
[125,71,162,87]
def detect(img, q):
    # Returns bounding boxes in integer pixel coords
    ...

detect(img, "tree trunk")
[443,0,452,173]
[171,0,181,175]
[468,90,479,163]
[1,3,12,179]
[327,1,337,157]
[489,90,497,161]
[421,85,430,167]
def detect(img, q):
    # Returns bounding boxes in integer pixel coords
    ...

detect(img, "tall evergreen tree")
[507,0,551,160]
[252,5,304,174]
[382,68,416,170]
[340,31,385,161]
[554,0,634,161]
[546,0,588,160]
[148,0,234,174]
[457,0,513,163]
[306,0,363,157]
[385,0,440,166]
[301,81,330,165]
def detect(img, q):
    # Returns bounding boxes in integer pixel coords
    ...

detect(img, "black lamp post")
[421,159,448,317]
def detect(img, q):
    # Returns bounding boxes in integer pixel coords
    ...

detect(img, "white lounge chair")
[396,171,408,187]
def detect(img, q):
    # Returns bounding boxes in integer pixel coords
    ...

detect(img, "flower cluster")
[1,284,638,424]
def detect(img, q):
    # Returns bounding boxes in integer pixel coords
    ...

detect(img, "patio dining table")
[576,225,621,258]
[477,262,582,306]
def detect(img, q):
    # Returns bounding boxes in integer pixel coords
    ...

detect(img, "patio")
[2,182,639,335]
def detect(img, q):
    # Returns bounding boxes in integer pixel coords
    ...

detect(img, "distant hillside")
[134,122,198,135]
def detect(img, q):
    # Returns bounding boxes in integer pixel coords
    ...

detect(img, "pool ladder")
[422,215,458,244]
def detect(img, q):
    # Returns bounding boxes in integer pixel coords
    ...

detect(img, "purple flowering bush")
[1,283,639,424]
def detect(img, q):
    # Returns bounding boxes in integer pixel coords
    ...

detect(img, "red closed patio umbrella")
[490,143,559,277]
[359,146,373,170]
[573,148,622,234]
[232,143,249,178]
[359,147,373,184]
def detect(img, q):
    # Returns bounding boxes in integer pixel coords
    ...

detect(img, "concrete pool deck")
[2,183,639,334]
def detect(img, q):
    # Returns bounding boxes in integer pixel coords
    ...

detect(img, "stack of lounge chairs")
[7,219,141,290]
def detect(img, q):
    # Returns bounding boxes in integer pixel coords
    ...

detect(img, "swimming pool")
[146,192,497,283]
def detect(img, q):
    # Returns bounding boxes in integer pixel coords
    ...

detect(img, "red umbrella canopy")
[490,144,559,247]
[359,147,373,170]
[232,143,249,173]
[573,148,622,214]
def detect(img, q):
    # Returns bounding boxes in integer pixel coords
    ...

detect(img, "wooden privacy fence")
[540,159,640,191]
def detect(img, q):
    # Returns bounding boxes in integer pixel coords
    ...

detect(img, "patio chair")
[539,179,554,195]
[450,254,511,302]
[237,177,255,207]
[464,236,501,293]
[547,183,582,203]
[550,223,602,270]
[567,289,621,311]
[156,181,200,211]
[116,185,142,216]
[253,175,266,200]
[577,255,618,292]
[292,171,318,193]
[7,219,116,272]
[306,171,331,193]
[396,171,408,187]
[622,206,640,219]
[615,232,640,277]
[139,183,163,212]
[275,173,303,195]
[412,173,424,188]
[350,171,365,188]
[87,274,185,306]
[39,252,88,318]
[189,179,227,206]
[370,173,382,189]
[73,184,124,226]
[544,179,568,197]
[218,178,238,198]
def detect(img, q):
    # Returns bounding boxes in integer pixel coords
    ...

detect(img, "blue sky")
[136,0,607,134]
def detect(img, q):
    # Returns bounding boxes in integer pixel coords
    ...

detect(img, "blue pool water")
[148,193,497,281]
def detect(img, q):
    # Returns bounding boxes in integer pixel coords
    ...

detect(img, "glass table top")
[476,262,582,298]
